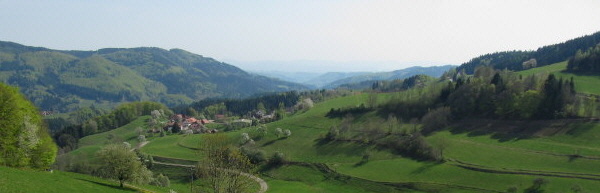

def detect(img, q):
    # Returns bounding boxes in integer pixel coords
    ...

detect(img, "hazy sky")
[1,0,600,72]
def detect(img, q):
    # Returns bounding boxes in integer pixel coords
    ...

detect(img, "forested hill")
[324,65,455,88]
[0,41,307,112]
[456,31,600,74]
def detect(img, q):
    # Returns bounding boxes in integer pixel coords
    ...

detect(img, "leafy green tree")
[196,134,255,193]
[0,83,57,169]
[421,107,452,134]
[275,128,283,138]
[283,129,292,138]
[96,144,153,188]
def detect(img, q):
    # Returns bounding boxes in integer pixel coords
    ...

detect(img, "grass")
[141,135,200,161]
[264,164,425,193]
[518,61,600,95]
[335,158,600,193]
[0,166,154,193]
[78,115,151,148]
[67,116,154,165]
[71,88,600,192]
[139,91,600,192]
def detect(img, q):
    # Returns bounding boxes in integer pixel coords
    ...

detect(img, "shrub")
[421,107,452,134]
[153,173,170,187]
[241,147,266,164]
[275,128,283,138]
[268,152,286,166]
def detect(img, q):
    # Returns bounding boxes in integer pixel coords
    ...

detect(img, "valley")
[2,5,600,192]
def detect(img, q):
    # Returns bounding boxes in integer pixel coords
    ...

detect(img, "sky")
[1,0,600,72]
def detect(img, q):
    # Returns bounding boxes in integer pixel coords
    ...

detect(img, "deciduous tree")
[96,144,153,188]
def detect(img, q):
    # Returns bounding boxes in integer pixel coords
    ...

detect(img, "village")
[148,109,276,135]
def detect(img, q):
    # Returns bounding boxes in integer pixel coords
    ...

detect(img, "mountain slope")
[324,65,455,88]
[0,41,307,112]
[456,31,600,74]
[303,72,370,88]
[251,71,323,86]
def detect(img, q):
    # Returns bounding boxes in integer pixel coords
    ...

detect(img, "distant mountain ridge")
[304,72,370,88]
[0,41,307,112]
[251,71,323,87]
[323,65,456,88]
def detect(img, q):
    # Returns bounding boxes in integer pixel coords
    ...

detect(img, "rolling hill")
[323,65,455,89]
[132,91,600,193]
[0,41,307,113]
[517,60,600,95]
[0,166,166,193]
[455,31,600,74]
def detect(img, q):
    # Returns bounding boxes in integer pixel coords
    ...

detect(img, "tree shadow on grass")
[75,178,137,192]
[410,162,442,174]
[312,138,369,157]
[261,138,285,147]
[447,119,592,142]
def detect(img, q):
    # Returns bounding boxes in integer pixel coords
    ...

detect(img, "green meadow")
[518,61,600,95]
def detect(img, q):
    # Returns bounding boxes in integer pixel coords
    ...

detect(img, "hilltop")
[0,41,307,112]
[455,31,600,74]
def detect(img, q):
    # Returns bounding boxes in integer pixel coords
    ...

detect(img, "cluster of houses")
[148,114,219,134]
[147,110,277,135]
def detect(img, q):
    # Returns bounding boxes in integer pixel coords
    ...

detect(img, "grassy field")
[72,84,600,193]
[66,115,154,165]
[518,61,600,95]
[0,166,166,193]
[78,115,152,148]
[136,91,600,192]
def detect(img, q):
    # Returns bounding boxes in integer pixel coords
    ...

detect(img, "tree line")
[567,44,600,73]
[456,31,600,74]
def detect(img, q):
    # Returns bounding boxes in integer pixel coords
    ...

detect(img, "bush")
[240,133,251,145]
[153,173,170,187]
[325,126,339,141]
[268,152,286,166]
[421,107,452,134]
[379,132,437,161]
[241,147,266,164]
[275,128,283,138]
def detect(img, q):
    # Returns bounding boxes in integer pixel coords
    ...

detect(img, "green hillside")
[0,41,307,113]
[456,31,600,74]
[0,166,159,193]
[518,61,600,95]
[136,91,600,192]
[67,115,153,164]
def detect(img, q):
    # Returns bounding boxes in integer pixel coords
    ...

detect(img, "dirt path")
[136,141,150,150]
[153,161,268,193]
